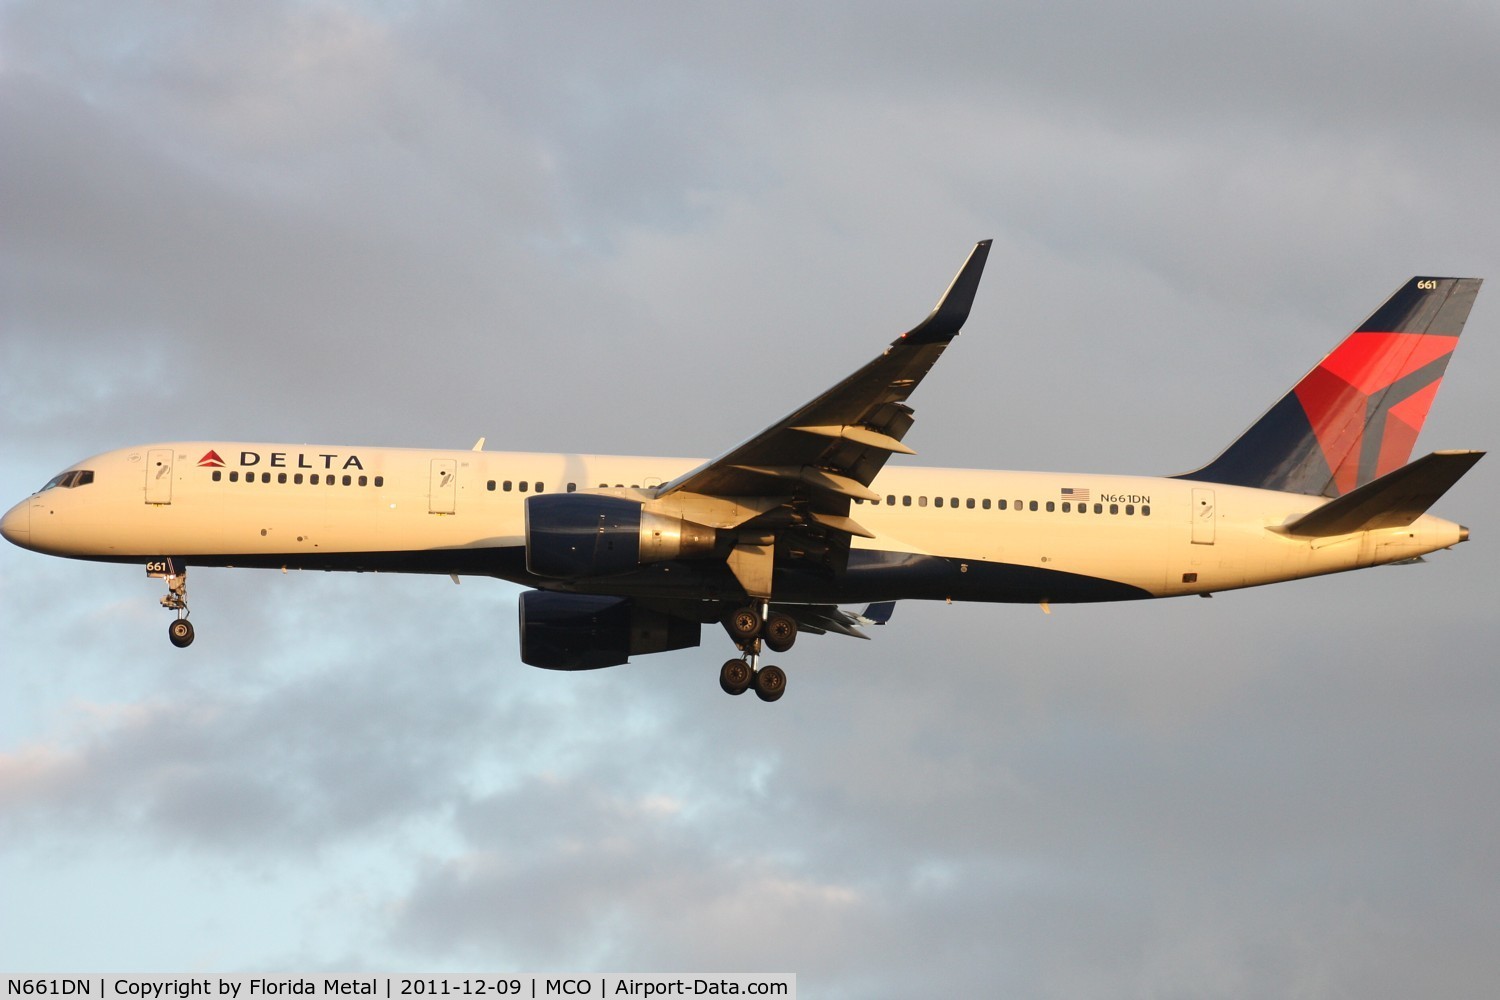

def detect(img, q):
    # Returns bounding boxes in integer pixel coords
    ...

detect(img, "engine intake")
[518,591,701,670]
[525,493,720,579]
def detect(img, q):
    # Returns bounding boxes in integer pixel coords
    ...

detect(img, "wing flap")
[783,605,870,639]
[791,424,917,455]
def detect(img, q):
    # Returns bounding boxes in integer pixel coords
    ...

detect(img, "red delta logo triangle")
[1292,331,1457,495]
[198,450,226,468]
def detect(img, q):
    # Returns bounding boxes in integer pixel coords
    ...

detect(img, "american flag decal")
[1060,487,1090,501]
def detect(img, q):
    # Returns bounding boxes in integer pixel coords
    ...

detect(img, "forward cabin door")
[145,449,174,505]
[1191,487,1216,545]
[429,459,457,514]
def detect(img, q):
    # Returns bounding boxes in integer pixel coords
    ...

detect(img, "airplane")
[1,242,1484,702]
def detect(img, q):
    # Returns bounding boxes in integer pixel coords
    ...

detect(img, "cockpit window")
[39,470,95,491]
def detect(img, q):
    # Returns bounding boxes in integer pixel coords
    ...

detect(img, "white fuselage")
[2,441,1469,604]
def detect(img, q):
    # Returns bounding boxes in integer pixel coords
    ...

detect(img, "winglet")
[898,239,992,345]
[1275,450,1483,537]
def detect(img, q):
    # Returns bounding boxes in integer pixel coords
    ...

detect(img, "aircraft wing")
[658,240,992,509]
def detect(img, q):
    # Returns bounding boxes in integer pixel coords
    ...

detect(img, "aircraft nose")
[1,500,30,548]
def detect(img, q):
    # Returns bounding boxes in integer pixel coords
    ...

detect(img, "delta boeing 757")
[2,243,1483,701]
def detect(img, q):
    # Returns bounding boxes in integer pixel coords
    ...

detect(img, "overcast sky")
[3,1,1499,994]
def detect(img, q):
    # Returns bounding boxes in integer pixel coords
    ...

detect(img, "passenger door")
[1191,487,1215,545]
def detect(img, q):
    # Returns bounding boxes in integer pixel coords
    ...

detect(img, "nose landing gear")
[150,560,194,647]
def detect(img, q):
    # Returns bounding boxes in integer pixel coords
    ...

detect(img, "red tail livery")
[1179,277,1480,496]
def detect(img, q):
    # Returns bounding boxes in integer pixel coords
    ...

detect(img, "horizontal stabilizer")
[1277,450,1483,537]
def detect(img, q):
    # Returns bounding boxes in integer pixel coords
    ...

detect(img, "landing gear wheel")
[720,659,753,696]
[727,606,763,641]
[764,613,798,653]
[753,664,787,703]
[168,618,195,648]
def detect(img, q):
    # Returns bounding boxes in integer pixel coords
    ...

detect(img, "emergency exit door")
[146,449,174,504]
[429,459,457,514]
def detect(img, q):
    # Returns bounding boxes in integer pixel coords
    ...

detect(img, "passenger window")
[374,476,384,488]
[295,473,304,484]
[358,476,368,487]
[535,482,543,493]
[261,473,271,483]
[310,474,319,485]
[1142,505,1151,516]
[1126,504,1134,515]
[487,481,496,491]
[934,497,944,508]
[951,497,959,508]
[1110,503,1119,514]
[278,473,288,484]
[902,496,912,507]
[503,481,513,491]
[343,475,352,486]
[567,483,577,493]
[230,471,239,482]
[918,496,928,507]
[519,481,528,493]
[966,498,975,509]
[998,499,1007,510]
[982,499,991,509]
[887,495,896,505]
[1093,503,1103,514]
[213,471,223,482]
[1061,501,1070,512]
[1045,501,1055,512]
[1029,501,1038,511]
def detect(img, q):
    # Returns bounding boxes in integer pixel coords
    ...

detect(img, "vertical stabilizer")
[1176,277,1481,497]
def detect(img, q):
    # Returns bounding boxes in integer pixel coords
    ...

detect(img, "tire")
[753,664,786,703]
[719,659,753,696]
[764,613,797,653]
[727,607,763,640]
[168,619,195,648]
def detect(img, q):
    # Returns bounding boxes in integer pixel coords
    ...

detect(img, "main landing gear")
[718,602,797,702]
[155,562,194,647]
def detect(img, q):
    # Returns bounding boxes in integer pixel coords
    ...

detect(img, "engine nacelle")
[518,590,701,670]
[525,493,720,579]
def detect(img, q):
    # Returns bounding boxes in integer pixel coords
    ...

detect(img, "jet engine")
[518,590,701,670]
[525,493,721,578]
